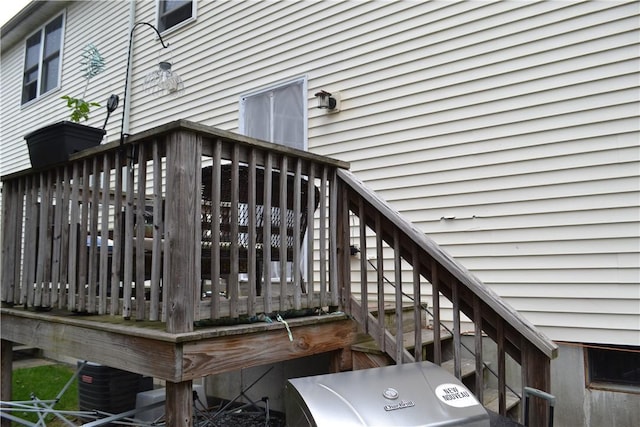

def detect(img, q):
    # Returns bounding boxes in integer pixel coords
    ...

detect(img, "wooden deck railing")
[1,120,557,424]
[0,121,347,332]
[335,169,558,425]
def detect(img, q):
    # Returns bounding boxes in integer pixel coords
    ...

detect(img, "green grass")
[11,364,78,426]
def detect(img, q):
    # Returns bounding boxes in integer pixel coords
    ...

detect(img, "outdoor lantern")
[314,90,337,110]
[144,61,184,95]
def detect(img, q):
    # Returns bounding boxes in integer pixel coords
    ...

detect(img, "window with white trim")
[157,0,195,33]
[22,14,64,104]
[240,77,307,150]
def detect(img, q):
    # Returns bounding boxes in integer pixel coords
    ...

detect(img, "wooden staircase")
[349,306,521,418]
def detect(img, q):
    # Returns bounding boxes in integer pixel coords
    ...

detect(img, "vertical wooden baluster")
[135,143,147,320]
[394,229,403,363]
[452,279,462,379]
[78,160,91,313]
[99,155,111,314]
[279,155,288,310]
[262,153,273,314]
[59,167,71,309]
[329,169,339,307]
[89,157,100,313]
[293,158,302,310]
[319,166,327,307]
[497,320,506,415]
[413,245,422,361]
[68,164,80,311]
[431,259,441,365]
[150,141,163,321]
[247,149,257,316]
[110,150,123,316]
[229,145,240,318]
[473,295,484,403]
[51,168,63,308]
[35,173,48,307]
[358,198,368,334]
[375,212,385,352]
[211,140,222,319]
[123,149,135,319]
[305,162,316,308]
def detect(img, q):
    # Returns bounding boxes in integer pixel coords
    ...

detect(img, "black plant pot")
[25,121,106,169]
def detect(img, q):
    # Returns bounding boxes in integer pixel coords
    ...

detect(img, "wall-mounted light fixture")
[314,90,340,111]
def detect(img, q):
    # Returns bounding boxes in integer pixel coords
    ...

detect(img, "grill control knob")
[383,387,399,400]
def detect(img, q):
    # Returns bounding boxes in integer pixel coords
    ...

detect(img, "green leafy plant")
[62,43,106,122]
[62,96,101,122]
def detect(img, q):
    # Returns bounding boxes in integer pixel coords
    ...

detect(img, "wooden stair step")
[482,388,520,413]
[440,358,477,380]
[351,328,452,355]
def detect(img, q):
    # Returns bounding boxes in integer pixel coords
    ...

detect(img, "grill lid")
[285,360,490,427]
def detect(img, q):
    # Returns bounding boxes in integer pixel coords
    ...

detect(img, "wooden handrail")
[336,168,557,425]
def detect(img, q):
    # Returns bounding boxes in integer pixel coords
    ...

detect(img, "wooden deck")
[0,306,356,382]
[1,120,557,426]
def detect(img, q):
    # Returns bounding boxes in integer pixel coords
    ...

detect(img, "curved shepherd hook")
[120,22,170,146]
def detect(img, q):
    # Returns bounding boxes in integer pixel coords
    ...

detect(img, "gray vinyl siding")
[1,0,638,345]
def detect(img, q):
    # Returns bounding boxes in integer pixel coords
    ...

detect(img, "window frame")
[585,344,640,393]
[156,0,197,34]
[21,12,65,105]
[239,76,309,151]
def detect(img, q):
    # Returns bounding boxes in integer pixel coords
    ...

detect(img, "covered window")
[239,77,308,282]
[158,0,195,33]
[240,77,307,151]
[22,14,64,104]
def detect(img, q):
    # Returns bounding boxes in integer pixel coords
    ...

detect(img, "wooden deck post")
[163,129,200,425]
[165,381,193,427]
[1,339,12,427]
[164,130,201,334]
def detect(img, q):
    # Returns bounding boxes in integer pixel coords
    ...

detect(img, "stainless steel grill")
[285,361,490,427]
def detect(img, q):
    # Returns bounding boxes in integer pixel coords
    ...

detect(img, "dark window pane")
[588,345,640,387]
[22,81,37,103]
[43,16,63,57]
[25,35,41,69]
[41,55,59,93]
[158,0,192,31]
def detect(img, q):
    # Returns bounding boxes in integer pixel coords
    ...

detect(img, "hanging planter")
[24,121,106,169]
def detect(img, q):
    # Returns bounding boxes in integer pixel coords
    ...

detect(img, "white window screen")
[240,78,306,150]
[239,78,308,282]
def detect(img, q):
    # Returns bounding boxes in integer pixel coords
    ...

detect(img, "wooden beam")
[181,318,356,381]
[0,313,181,381]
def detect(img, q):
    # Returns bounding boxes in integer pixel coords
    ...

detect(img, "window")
[586,345,640,391]
[22,14,64,104]
[239,77,308,282]
[158,0,195,33]
[240,77,307,150]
